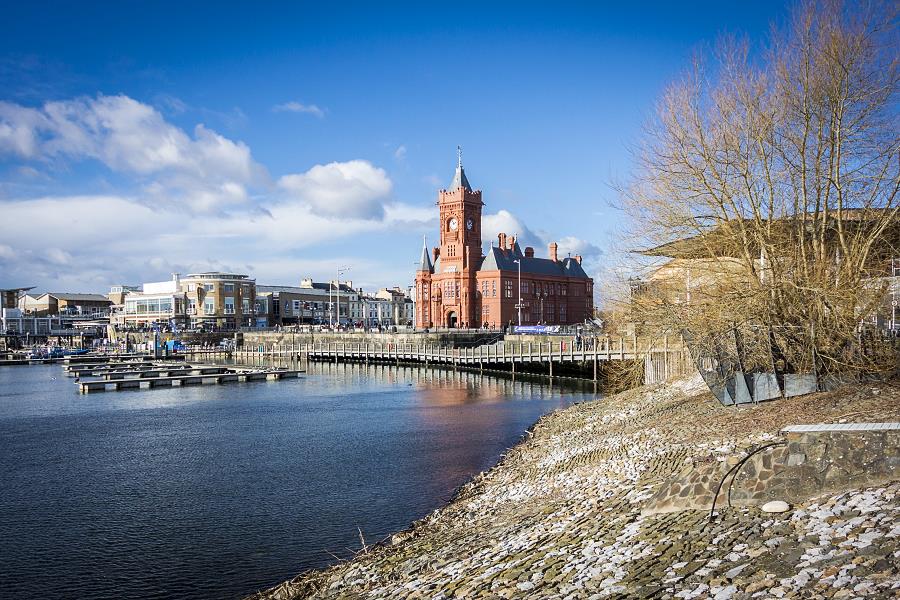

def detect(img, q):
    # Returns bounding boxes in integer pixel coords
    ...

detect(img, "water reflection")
[0,361,597,600]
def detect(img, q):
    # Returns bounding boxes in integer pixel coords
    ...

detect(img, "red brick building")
[414,156,593,329]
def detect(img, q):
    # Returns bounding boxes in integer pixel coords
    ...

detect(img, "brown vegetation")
[623,0,899,377]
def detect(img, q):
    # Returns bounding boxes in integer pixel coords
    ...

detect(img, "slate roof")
[449,164,472,191]
[258,283,354,294]
[477,247,590,279]
[47,293,112,303]
[308,282,355,292]
[418,240,433,273]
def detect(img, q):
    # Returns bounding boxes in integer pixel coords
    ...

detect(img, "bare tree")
[624,0,899,377]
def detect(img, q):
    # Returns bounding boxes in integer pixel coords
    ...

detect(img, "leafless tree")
[623,0,899,376]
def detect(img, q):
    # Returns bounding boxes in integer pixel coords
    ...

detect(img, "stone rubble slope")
[250,380,900,600]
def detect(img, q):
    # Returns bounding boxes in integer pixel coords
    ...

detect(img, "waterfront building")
[22,292,113,318]
[637,215,900,333]
[121,272,256,330]
[414,154,594,329]
[254,281,414,329]
[1,287,109,339]
[255,279,358,327]
[107,285,141,306]
[371,287,414,327]
[107,285,141,328]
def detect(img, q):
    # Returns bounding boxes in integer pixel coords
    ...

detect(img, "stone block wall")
[643,425,899,515]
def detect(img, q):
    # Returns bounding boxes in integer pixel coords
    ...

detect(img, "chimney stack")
[508,235,516,251]
[525,246,534,258]
[549,242,558,262]
[498,233,507,250]
[574,255,582,265]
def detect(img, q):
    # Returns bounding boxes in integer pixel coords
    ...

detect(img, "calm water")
[0,361,593,599]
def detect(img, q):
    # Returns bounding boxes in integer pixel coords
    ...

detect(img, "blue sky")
[0,0,790,294]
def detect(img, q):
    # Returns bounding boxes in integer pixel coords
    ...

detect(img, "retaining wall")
[643,423,900,514]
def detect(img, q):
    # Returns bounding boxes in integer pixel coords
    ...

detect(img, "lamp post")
[332,266,351,330]
[513,259,523,328]
[540,291,547,324]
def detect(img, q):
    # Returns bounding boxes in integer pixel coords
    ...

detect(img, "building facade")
[120,272,256,330]
[22,293,113,317]
[255,280,357,327]
[414,157,594,329]
[254,281,414,328]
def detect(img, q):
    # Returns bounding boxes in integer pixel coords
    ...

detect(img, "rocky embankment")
[250,379,900,599]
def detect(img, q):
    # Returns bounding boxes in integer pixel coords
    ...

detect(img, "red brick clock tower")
[416,148,483,328]
[414,148,594,329]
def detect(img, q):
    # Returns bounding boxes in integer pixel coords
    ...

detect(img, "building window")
[204,284,214,292]
[204,300,215,315]
[492,280,497,297]
[559,305,567,321]
[224,297,235,314]
[224,283,235,293]
[560,284,567,296]
[504,281,513,298]
[242,299,250,314]
[522,281,529,294]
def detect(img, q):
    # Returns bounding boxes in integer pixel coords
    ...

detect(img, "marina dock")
[77,366,302,393]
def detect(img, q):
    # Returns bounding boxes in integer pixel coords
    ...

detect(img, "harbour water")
[0,361,593,599]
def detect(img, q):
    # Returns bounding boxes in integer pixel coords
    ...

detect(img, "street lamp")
[513,259,523,327]
[540,291,548,324]
[333,266,351,329]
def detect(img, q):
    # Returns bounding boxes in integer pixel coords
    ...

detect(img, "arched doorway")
[447,311,457,328]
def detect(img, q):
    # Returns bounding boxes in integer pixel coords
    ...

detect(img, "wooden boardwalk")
[241,337,693,384]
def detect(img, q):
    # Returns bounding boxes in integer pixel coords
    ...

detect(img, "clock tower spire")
[432,148,484,327]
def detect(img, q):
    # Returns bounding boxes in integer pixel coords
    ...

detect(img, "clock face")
[449,218,458,231]
[466,218,474,230]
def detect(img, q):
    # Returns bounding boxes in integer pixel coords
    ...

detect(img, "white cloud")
[0,188,434,292]
[44,248,73,266]
[393,145,407,161]
[277,160,391,220]
[555,235,603,260]
[482,209,603,269]
[272,101,325,118]
[0,93,603,294]
[482,209,543,250]
[0,94,265,214]
[383,202,434,226]
[0,102,44,158]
